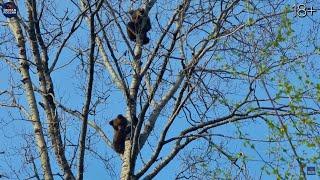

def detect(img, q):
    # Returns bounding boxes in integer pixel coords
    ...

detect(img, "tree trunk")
[7,16,53,180]
[24,1,75,179]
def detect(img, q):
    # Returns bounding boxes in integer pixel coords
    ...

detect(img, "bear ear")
[139,8,145,14]
[117,114,124,119]
[129,10,134,15]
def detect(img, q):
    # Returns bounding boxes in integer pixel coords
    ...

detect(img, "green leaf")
[307,143,316,148]
[247,17,254,26]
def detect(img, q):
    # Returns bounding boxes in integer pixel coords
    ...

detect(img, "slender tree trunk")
[120,140,133,180]
[77,11,96,180]
[7,15,53,180]
[25,1,75,179]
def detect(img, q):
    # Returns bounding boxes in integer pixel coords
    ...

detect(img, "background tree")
[0,0,319,179]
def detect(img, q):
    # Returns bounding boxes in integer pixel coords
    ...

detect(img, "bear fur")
[126,8,151,45]
[109,114,138,154]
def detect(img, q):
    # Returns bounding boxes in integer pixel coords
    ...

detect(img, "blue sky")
[0,0,320,179]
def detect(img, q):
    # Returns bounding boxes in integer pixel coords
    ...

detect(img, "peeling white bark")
[7,15,53,180]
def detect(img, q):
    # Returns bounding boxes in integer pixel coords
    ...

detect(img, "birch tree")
[0,0,319,179]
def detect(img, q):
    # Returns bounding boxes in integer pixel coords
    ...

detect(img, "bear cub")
[126,8,151,45]
[109,114,138,154]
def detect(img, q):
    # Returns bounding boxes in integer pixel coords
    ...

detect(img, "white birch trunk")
[7,16,54,180]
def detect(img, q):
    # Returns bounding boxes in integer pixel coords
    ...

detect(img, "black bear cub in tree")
[109,114,138,154]
[126,8,151,45]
